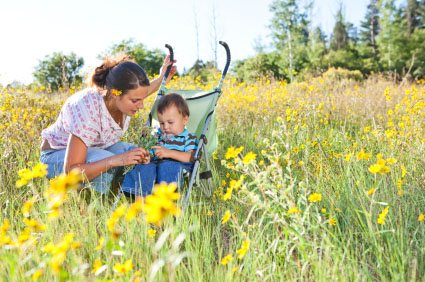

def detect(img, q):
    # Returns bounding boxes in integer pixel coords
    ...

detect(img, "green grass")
[1,76,425,280]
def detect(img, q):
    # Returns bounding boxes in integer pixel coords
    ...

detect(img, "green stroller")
[146,42,231,209]
[112,42,231,211]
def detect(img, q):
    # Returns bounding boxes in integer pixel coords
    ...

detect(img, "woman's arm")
[64,135,148,181]
[147,55,177,96]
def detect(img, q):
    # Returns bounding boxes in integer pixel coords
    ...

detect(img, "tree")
[330,5,350,50]
[358,0,380,72]
[33,52,84,91]
[406,0,420,34]
[376,0,410,77]
[233,52,284,82]
[306,27,327,73]
[101,39,165,76]
[269,0,310,81]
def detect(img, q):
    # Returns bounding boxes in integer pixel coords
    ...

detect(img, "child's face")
[157,105,188,137]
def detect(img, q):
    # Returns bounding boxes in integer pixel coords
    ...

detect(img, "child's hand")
[141,156,150,164]
[152,146,171,159]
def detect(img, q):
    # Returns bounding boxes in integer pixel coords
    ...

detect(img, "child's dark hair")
[89,52,150,97]
[157,93,190,117]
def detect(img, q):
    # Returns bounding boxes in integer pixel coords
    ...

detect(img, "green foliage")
[186,60,219,83]
[33,52,84,91]
[101,38,165,76]
[324,46,363,71]
[234,52,284,82]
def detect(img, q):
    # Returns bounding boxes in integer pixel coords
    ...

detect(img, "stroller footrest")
[199,170,212,179]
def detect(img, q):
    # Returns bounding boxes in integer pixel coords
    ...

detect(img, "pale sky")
[0,0,377,85]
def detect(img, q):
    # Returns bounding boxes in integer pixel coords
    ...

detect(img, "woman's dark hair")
[89,52,150,97]
[157,93,190,117]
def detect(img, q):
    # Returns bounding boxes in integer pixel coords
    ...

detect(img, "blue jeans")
[121,159,194,197]
[39,142,137,194]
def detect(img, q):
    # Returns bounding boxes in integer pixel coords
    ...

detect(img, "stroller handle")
[218,41,231,89]
[164,44,174,81]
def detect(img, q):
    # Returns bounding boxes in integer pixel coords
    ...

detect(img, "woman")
[40,53,176,193]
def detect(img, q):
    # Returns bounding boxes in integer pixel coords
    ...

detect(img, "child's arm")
[151,146,194,162]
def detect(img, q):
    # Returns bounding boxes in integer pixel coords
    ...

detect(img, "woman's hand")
[159,55,177,84]
[152,146,172,159]
[111,148,150,166]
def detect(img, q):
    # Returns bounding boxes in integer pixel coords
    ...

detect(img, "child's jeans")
[121,159,194,197]
[39,142,137,194]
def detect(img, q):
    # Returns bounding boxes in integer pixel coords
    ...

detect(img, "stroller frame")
[147,41,231,210]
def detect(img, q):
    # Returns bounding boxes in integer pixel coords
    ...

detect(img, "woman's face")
[115,86,149,116]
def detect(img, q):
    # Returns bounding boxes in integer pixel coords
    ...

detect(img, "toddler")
[121,93,198,197]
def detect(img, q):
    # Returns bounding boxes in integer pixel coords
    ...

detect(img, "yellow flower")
[345,154,351,162]
[328,217,336,226]
[92,258,103,273]
[236,240,250,259]
[32,269,42,280]
[418,214,424,222]
[368,188,375,196]
[16,163,48,187]
[223,187,233,201]
[376,153,383,159]
[222,210,231,225]
[50,252,66,274]
[386,158,397,164]
[125,200,143,221]
[377,207,389,225]
[287,207,301,215]
[308,193,322,203]
[94,237,104,250]
[24,218,47,232]
[107,204,126,231]
[148,228,156,238]
[225,146,244,159]
[401,165,406,177]
[143,182,180,226]
[111,89,122,96]
[242,152,257,164]
[221,254,233,265]
[113,259,133,274]
[22,197,35,217]
[71,242,81,249]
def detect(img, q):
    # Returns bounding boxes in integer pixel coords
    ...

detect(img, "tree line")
[235,0,425,82]
[29,0,425,91]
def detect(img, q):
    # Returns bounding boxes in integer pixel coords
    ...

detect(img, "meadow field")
[1,70,425,281]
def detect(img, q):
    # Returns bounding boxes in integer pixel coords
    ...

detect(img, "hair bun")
[89,51,134,88]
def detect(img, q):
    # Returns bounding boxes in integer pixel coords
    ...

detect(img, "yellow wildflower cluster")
[43,233,78,274]
[236,240,250,259]
[113,259,133,274]
[143,182,180,226]
[368,159,392,174]
[356,150,372,160]
[107,204,126,240]
[44,169,82,220]
[16,162,48,187]
[0,219,12,246]
[225,146,244,159]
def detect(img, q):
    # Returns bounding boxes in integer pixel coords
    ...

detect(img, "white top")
[42,88,130,149]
